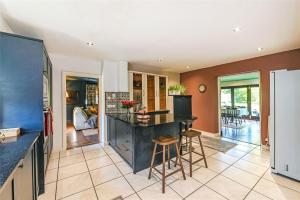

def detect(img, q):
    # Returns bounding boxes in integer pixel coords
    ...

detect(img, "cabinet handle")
[18,159,24,168]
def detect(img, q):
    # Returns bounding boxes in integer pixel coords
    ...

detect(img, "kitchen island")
[107,113,196,173]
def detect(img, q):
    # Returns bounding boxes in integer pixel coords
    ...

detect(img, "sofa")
[73,107,98,130]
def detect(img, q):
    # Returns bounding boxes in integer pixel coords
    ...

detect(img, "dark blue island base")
[107,113,196,173]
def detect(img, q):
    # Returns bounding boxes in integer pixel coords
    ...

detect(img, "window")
[221,85,260,117]
[221,88,232,107]
[234,87,247,108]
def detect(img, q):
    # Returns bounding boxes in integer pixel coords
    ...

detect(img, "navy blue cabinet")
[0,32,53,198]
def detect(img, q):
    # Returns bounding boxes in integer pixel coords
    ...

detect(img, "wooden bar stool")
[148,135,186,193]
[175,130,208,177]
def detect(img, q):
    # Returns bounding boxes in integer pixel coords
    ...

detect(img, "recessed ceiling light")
[186,66,190,69]
[258,47,263,51]
[86,42,94,46]
[233,27,240,32]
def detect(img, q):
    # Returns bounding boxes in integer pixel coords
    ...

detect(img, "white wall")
[49,53,102,151]
[0,15,13,33]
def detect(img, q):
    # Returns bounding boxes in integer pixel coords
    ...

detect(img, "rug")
[82,129,98,137]
[200,135,237,152]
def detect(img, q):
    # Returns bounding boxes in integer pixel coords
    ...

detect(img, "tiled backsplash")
[105,92,129,114]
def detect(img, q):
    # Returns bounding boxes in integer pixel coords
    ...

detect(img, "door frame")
[62,71,102,150]
[217,71,262,145]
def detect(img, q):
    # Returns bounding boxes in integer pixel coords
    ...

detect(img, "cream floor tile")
[232,145,254,153]
[45,168,58,184]
[82,144,102,152]
[211,152,239,165]
[233,160,268,176]
[58,162,88,180]
[206,175,250,200]
[193,146,217,157]
[186,186,227,200]
[59,153,85,167]
[60,147,82,157]
[203,146,219,156]
[124,193,141,200]
[62,188,97,200]
[169,176,202,198]
[116,161,133,175]
[263,169,300,193]
[137,182,182,200]
[83,149,107,160]
[86,155,113,170]
[203,157,230,173]
[56,172,93,199]
[50,152,60,160]
[90,164,122,186]
[192,167,218,184]
[245,191,271,200]
[38,182,56,200]
[225,148,247,159]
[153,164,187,185]
[242,154,270,167]
[109,153,124,163]
[125,170,159,192]
[95,177,135,200]
[102,145,116,155]
[183,152,202,162]
[249,147,270,159]
[48,158,59,170]
[254,178,300,200]
[221,166,260,188]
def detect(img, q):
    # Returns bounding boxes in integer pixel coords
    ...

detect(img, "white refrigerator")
[269,69,300,181]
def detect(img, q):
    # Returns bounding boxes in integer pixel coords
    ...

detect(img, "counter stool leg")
[148,143,157,179]
[162,145,166,193]
[175,143,186,180]
[198,135,208,168]
[189,137,193,177]
[175,137,183,167]
[167,145,171,169]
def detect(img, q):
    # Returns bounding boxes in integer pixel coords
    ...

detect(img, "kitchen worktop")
[106,113,197,127]
[0,131,40,188]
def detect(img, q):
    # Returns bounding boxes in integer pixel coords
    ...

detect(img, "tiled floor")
[39,138,300,200]
[222,120,261,145]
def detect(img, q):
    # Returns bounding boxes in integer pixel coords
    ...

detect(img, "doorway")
[62,72,101,150]
[218,72,261,145]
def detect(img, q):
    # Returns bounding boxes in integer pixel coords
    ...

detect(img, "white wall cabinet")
[103,60,128,92]
[129,71,168,112]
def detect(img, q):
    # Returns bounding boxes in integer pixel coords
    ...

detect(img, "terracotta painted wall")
[180,48,300,144]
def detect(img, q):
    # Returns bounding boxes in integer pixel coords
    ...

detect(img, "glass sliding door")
[221,88,232,107]
[250,86,260,118]
[233,87,247,108]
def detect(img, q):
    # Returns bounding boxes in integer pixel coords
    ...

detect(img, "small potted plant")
[168,84,187,95]
[121,100,136,115]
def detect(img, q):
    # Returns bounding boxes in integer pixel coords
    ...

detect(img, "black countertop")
[107,113,197,127]
[0,131,40,188]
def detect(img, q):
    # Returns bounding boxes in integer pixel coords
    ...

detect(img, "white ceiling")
[1,0,300,72]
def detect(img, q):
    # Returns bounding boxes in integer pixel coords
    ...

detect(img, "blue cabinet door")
[0,33,44,131]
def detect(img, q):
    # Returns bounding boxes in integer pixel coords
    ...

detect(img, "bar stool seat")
[148,135,186,193]
[176,130,208,177]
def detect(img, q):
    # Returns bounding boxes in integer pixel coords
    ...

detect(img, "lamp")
[66,91,69,98]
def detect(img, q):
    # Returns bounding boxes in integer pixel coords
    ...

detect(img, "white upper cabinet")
[103,60,128,92]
